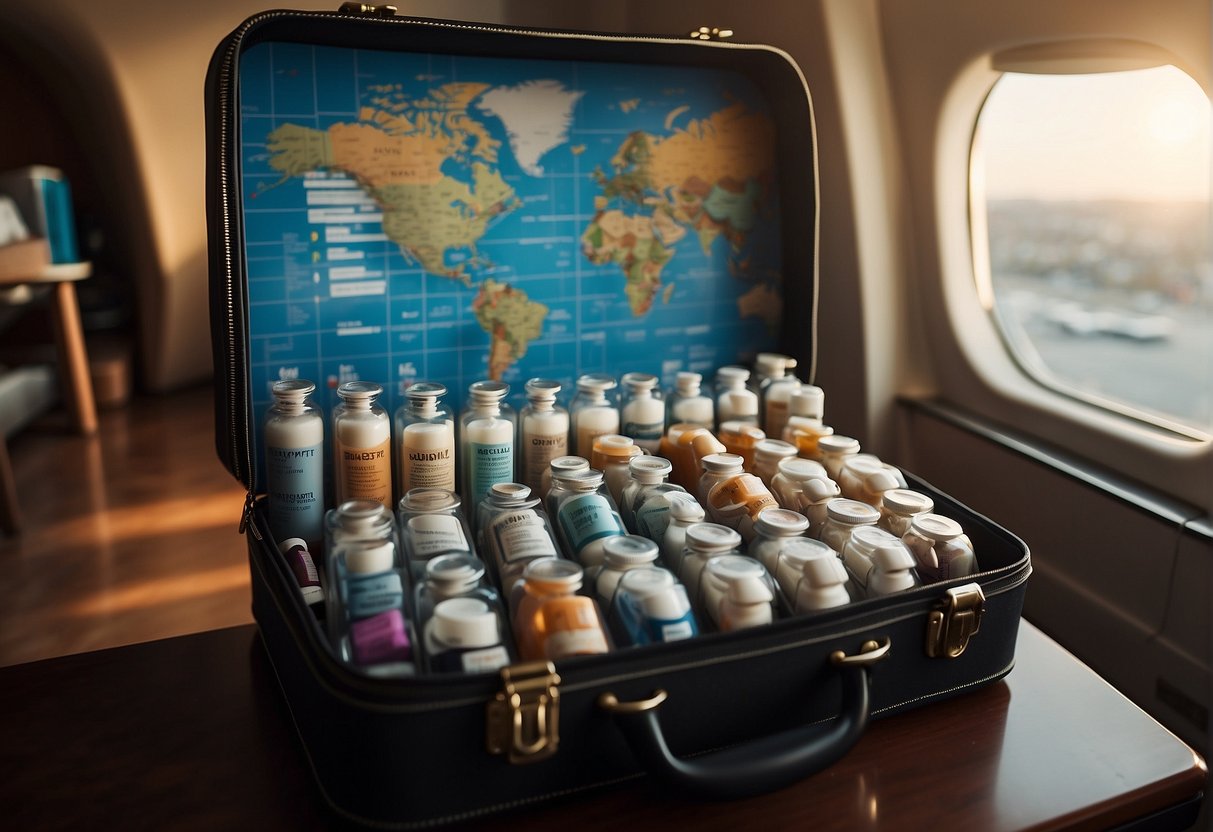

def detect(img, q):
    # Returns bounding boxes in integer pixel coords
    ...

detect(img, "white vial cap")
[345,542,395,574]
[561,468,606,491]
[629,455,672,483]
[825,499,881,525]
[576,373,617,392]
[335,500,393,534]
[522,556,584,589]
[398,487,461,515]
[668,494,706,523]
[432,598,501,649]
[405,381,446,401]
[818,434,860,455]
[278,537,308,554]
[716,365,750,386]
[755,353,797,378]
[685,522,743,552]
[271,379,316,400]
[778,538,836,568]
[426,553,486,588]
[753,508,810,537]
[777,457,829,481]
[803,554,848,585]
[701,453,745,474]
[910,513,965,542]
[754,439,797,462]
[871,542,916,571]
[603,535,660,569]
[337,380,383,401]
[788,386,825,419]
[468,380,509,402]
[727,392,758,417]
[524,378,561,400]
[550,456,590,475]
[675,372,702,394]
[621,372,659,392]
[850,525,900,551]
[489,482,533,503]
[882,489,934,516]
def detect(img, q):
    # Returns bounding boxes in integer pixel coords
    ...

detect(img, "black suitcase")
[207,7,1030,828]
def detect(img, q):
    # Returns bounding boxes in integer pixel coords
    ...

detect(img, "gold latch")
[486,662,561,764]
[925,583,985,658]
[689,26,734,41]
[338,3,398,16]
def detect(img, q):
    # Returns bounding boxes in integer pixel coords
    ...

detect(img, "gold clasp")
[925,583,985,658]
[486,662,561,764]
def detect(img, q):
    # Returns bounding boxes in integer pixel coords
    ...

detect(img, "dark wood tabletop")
[1,619,1204,831]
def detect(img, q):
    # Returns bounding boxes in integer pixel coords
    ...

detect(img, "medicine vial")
[838,456,902,507]
[460,381,516,511]
[819,498,881,555]
[771,457,839,534]
[660,493,707,574]
[278,537,325,612]
[589,534,661,611]
[396,488,472,581]
[512,558,611,661]
[706,471,780,542]
[697,452,745,506]
[395,382,455,497]
[424,597,513,674]
[902,513,977,583]
[570,373,619,459]
[782,386,832,458]
[793,552,853,614]
[659,424,711,492]
[718,420,766,470]
[747,508,810,574]
[412,552,498,639]
[818,434,861,480]
[609,567,698,647]
[519,379,569,494]
[590,433,642,506]
[619,456,684,536]
[478,483,560,597]
[552,468,626,568]
[620,372,665,453]
[264,379,325,550]
[770,537,839,605]
[864,539,922,598]
[542,455,590,516]
[678,522,744,608]
[333,381,393,510]
[754,352,800,439]
[840,525,907,598]
[700,555,778,632]
[714,365,759,430]
[667,371,714,430]
[752,438,798,488]
[878,488,935,539]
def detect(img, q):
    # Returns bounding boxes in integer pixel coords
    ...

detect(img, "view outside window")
[973,66,1211,432]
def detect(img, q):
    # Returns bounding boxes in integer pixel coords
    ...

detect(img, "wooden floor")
[0,385,252,666]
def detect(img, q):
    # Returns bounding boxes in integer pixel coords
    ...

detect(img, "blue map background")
[238,41,783,436]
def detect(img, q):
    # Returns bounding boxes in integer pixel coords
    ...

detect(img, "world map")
[239,42,784,423]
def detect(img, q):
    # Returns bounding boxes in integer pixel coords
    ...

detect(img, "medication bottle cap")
[432,598,501,648]
[549,456,590,474]
[668,494,707,523]
[825,499,881,526]
[755,352,797,377]
[910,513,965,542]
[468,380,509,401]
[628,456,672,482]
[753,508,810,537]
[716,365,750,384]
[777,457,829,481]
[524,378,561,399]
[603,535,660,568]
[849,524,899,552]
[778,538,836,568]
[398,488,461,515]
[576,373,617,392]
[872,542,916,571]
[522,557,584,589]
[335,500,394,535]
[803,554,848,585]
[426,553,486,587]
[788,386,825,418]
[621,372,659,392]
[685,523,743,552]
[818,435,860,454]
[345,542,396,574]
[754,439,797,461]
[488,482,533,503]
[337,380,384,401]
[675,372,702,392]
[701,453,745,474]
[689,431,726,459]
[882,488,934,516]
[271,379,316,399]
[405,381,447,400]
[278,537,308,554]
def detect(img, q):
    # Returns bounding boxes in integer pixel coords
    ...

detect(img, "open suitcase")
[207,6,1031,828]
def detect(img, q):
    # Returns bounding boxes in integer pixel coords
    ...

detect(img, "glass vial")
[678,522,744,607]
[424,597,513,675]
[660,494,707,575]
[395,382,455,497]
[667,371,714,430]
[619,456,684,536]
[752,438,798,488]
[620,372,665,453]
[747,508,810,574]
[588,534,661,610]
[902,513,977,583]
[460,381,516,511]
[714,365,759,430]
[478,483,560,597]
[570,373,619,459]
[818,434,861,480]
[552,468,626,568]
[700,555,778,632]
[819,498,882,555]
[397,488,473,581]
[878,488,935,539]
[264,379,325,550]
[333,381,393,510]
[518,379,569,495]
[609,567,698,647]
[754,352,800,439]
[512,558,610,661]
[591,434,642,506]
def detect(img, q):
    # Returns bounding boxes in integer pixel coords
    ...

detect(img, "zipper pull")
[238,490,263,540]
[689,26,734,41]
[338,2,398,16]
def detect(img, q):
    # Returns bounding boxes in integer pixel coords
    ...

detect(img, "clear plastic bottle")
[264,379,325,550]
[609,567,698,646]
[477,483,560,596]
[325,500,411,674]
[714,365,758,429]
[706,471,780,542]
[278,537,325,613]
[770,457,840,535]
[460,381,516,511]
[677,522,744,607]
[793,553,853,614]
[659,424,706,492]
[837,456,902,508]
[747,508,810,574]
[782,386,832,459]
[754,353,800,439]
[397,488,473,581]
[551,468,626,567]
[512,558,610,660]
[818,498,881,555]
[771,537,839,605]
[424,596,513,674]
[394,382,455,499]
[569,373,619,459]
[518,379,569,495]
[591,434,643,506]
[751,438,798,487]
[719,421,766,470]
[333,381,393,509]
[840,525,904,598]
[541,455,589,513]
[865,541,922,598]
[667,371,714,430]
[699,555,778,632]
[902,513,977,583]
[697,452,745,506]
[619,456,683,534]
[413,552,499,638]
[818,434,861,480]
[620,372,665,453]
[660,494,707,575]
[878,488,936,539]
[587,535,660,610]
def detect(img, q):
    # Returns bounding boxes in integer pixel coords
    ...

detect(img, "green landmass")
[472,279,548,380]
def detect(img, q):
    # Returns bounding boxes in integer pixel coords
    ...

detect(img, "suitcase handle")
[597,637,890,799]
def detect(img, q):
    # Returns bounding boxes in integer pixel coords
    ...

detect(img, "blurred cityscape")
[987,199,1212,430]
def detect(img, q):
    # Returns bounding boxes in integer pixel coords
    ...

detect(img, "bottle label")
[266,441,324,543]
[470,440,513,505]
[558,493,624,556]
[490,510,558,562]
[337,436,392,508]
[346,571,404,620]
[407,514,469,557]
[653,614,697,643]
[402,431,455,492]
[623,420,664,451]
[540,597,610,658]
[524,432,568,492]
[635,497,672,541]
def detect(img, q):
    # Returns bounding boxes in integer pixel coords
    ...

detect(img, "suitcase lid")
[207,8,819,494]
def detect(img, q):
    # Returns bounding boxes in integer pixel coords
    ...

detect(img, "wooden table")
[0,620,1204,831]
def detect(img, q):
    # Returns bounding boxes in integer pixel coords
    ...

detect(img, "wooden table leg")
[50,279,97,435]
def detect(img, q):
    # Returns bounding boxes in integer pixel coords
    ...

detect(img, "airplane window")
[971,66,1211,433]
